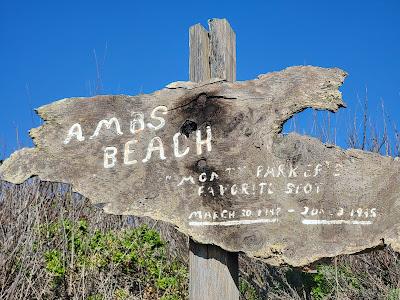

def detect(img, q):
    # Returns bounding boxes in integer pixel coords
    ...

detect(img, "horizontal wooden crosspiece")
[1,66,399,267]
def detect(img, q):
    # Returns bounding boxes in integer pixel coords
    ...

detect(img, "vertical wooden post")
[189,23,210,83]
[208,19,236,82]
[188,18,239,300]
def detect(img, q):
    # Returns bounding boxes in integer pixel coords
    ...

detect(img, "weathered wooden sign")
[1,66,399,267]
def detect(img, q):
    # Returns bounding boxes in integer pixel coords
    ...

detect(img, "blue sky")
[0,0,399,158]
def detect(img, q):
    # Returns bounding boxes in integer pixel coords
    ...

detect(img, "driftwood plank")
[1,65,400,267]
[188,18,239,300]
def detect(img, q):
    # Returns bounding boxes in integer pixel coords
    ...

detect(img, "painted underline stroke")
[302,219,373,225]
[189,218,278,226]
[188,218,373,226]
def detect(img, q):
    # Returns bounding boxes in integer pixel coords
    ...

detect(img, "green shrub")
[87,294,103,300]
[39,220,187,299]
[387,288,400,300]
[239,277,260,300]
[311,264,360,299]
[44,249,65,277]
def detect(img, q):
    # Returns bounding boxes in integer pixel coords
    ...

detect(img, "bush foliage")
[0,180,188,299]
[39,220,187,299]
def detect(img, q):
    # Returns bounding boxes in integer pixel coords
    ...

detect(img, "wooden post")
[188,18,239,300]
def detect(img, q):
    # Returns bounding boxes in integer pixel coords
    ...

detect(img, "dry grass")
[0,179,188,299]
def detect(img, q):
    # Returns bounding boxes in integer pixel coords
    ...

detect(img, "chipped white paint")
[90,117,123,139]
[142,137,166,163]
[63,123,85,144]
[189,218,278,226]
[104,146,118,168]
[124,140,138,165]
[302,219,373,225]
[173,132,190,158]
[196,126,212,155]
[147,105,168,130]
[178,176,195,186]
[130,112,145,134]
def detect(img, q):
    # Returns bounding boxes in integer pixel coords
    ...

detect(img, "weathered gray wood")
[0,66,382,266]
[0,66,400,266]
[189,18,236,83]
[209,19,236,82]
[189,24,210,83]
[189,18,239,300]
[190,243,239,300]
[2,66,400,267]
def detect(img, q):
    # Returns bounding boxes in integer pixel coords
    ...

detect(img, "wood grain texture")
[189,18,239,300]
[189,24,210,83]
[2,66,400,267]
[190,243,239,300]
[209,19,236,82]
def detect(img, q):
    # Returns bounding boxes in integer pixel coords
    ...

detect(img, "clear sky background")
[0,0,399,159]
